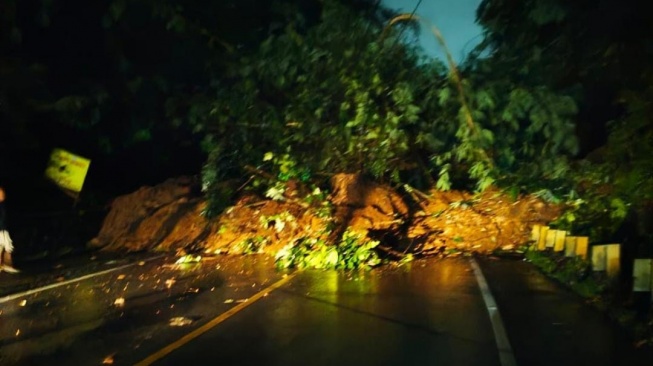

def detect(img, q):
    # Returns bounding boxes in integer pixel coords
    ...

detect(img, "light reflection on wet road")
[1,255,652,365]
[0,255,284,365]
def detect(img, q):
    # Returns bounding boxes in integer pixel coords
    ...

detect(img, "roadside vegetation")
[525,248,653,347]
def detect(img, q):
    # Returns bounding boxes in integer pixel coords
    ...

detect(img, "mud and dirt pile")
[89,174,561,257]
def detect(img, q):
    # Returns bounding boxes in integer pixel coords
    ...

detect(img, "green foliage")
[547,161,630,242]
[233,235,267,255]
[465,0,653,252]
[201,143,237,217]
[549,197,581,229]
[398,253,414,266]
[446,73,579,191]
[473,0,653,206]
[449,198,478,209]
[195,0,588,210]
[531,189,565,205]
[196,2,453,204]
[260,212,296,233]
[336,230,382,269]
[265,183,287,202]
[603,85,653,204]
[475,0,651,95]
[303,186,327,205]
[527,245,653,346]
[304,187,334,218]
[263,151,311,183]
[258,151,312,201]
[275,237,337,269]
[562,83,653,246]
[525,247,604,299]
[275,230,381,270]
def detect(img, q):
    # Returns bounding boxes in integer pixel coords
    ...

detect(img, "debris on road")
[224,298,248,304]
[169,317,193,326]
[175,255,202,264]
[102,354,115,364]
[90,175,561,261]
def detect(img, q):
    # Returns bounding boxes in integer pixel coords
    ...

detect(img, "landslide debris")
[89,175,561,258]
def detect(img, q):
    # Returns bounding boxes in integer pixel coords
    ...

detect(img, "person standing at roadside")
[0,186,19,273]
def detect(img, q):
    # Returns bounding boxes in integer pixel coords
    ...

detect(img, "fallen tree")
[89,174,561,265]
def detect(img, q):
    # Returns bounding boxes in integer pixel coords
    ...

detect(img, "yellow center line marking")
[135,272,298,366]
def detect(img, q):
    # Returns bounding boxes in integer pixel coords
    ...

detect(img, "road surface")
[1,254,652,365]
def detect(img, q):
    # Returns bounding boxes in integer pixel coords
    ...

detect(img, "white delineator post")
[591,244,621,278]
[632,259,653,303]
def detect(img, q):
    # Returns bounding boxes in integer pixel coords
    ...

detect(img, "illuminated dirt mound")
[89,175,561,257]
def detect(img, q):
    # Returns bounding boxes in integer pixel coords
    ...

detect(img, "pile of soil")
[88,174,562,258]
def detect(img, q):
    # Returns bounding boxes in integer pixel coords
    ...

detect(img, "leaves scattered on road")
[169,317,193,326]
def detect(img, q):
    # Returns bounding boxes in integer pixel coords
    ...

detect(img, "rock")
[90,176,201,251]
[155,200,211,252]
[329,173,409,236]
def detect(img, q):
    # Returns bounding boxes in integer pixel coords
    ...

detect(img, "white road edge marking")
[470,258,518,366]
[0,255,165,304]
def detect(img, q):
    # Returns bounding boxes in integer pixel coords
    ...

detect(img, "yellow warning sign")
[45,148,91,193]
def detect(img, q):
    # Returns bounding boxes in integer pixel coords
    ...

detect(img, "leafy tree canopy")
[193,1,584,214]
[472,0,653,241]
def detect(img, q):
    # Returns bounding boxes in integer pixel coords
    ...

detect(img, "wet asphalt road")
[1,254,652,365]
[479,259,653,366]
